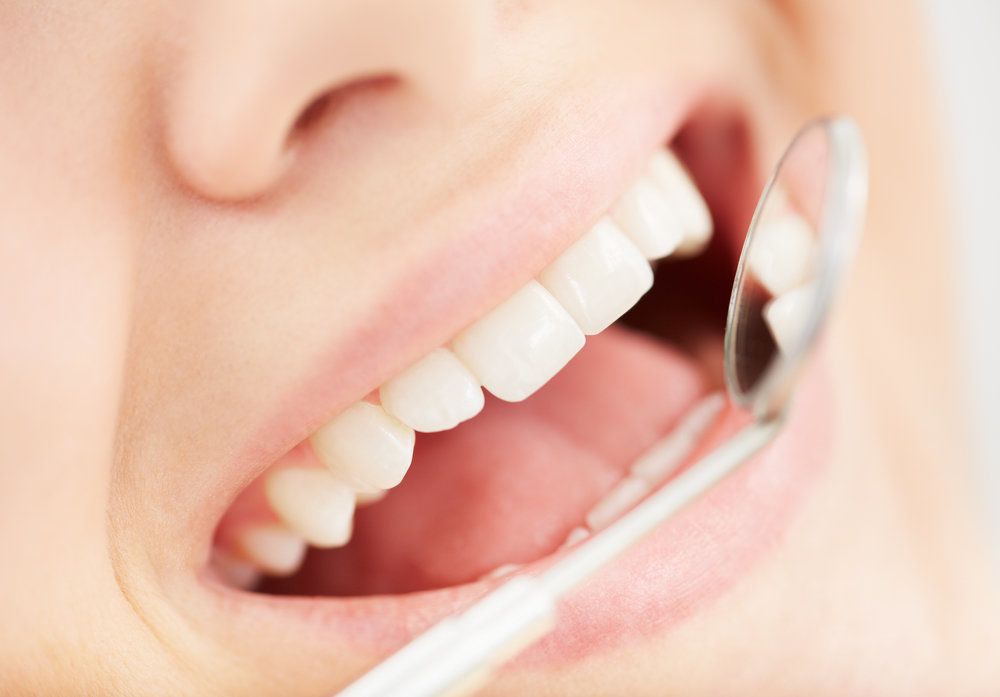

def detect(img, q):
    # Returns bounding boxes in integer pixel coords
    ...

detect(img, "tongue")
[283,326,706,596]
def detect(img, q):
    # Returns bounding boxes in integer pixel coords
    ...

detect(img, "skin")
[1,1,998,695]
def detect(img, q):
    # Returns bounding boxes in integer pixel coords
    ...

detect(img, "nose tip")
[163,0,488,202]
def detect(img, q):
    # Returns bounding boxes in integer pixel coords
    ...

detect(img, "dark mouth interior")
[229,108,760,599]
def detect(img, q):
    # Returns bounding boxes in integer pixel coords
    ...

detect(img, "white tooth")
[560,526,590,549]
[354,486,387,506]
[630,392,725,485]
[763,283,818,354]
[648,149,713,255]
[236,523,307,577]
[310,402,415,490]
[451,281,585,402]
[747,213,816,296]
[265,467,356,548]
[585,475,651,532]
[611,177,684,259]
[539,219,653,335]
[380,348,485,433]
[211,551,262,590]
[480,563,522,581]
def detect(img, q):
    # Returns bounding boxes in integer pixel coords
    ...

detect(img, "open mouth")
[210,118,747,589]
[170,94,828,683]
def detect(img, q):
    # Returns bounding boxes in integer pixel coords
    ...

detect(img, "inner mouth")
[209,111,760,600]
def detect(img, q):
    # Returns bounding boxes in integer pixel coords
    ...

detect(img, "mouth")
[171,88,830,688]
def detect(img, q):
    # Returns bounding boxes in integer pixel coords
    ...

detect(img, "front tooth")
[611,177,684,259]
[265,467,356,548]
[379,348,485,433]
[648,150,713,255]
[235,523,307,577]
[451,281,585,402]
[763,284,818,354]
[539,218,653,335]
[747,212,816,296]
[310,402,415,490]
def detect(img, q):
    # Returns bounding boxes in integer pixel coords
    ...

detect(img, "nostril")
[286,75,400,148]
[292,92,335,137]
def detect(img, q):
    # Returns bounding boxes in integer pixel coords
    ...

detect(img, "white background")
[922,0,1000,547]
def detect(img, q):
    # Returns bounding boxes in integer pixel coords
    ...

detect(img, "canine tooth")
[648,150,713,255]
[380,348,485,433]
[311,402,415,490]
[585,475,651,532]
[748,213,816,296]
[763,284,818,354]
[611,177,684,259]
[539,218,653,335]
[451,281,585,402]
[265,467,356,548]
[236,523,307,577]
[630,392,725,485]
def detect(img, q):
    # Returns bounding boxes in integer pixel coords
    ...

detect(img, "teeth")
[451,281,585,402]
[310,402,415,490]
[253,147,714,553]
[354,485,387,506]
[763,283,818,354]
[585,475,651,532]
[265,467,356,548]
[211,551,262,590]
[235,523,307,577]
[539,218,653,335]
[648,150,713,255]
[747,212,816,296]
[480,562,523,581]
[611,177,684,259]
[559,526,590,550]
[629,392,725,484]
[380,348,485,433]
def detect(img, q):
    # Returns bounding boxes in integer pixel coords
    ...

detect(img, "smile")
[167,87,831,685]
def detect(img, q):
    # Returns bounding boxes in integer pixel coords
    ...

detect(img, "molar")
[451,281,585,402]
[538,218,653,335]
[310,402,415,490]
[235,523,308,577]
[380,348,485,433]
[265,467,356,548]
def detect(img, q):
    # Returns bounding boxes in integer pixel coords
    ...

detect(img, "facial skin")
[1,1,998,695]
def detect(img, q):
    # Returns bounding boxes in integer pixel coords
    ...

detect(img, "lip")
[179,78,825,687]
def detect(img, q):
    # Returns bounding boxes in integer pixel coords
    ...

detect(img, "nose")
[163,0,487,202]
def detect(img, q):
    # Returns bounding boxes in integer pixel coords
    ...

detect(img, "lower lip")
[224,358,831,667]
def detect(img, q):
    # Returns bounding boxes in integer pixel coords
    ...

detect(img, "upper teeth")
[231,147,716,576]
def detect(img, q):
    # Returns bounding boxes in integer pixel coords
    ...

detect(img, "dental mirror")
[725,117,868,420]
[336,118,868,697]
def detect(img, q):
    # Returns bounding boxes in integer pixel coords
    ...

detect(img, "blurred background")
[922,0,1000,547]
